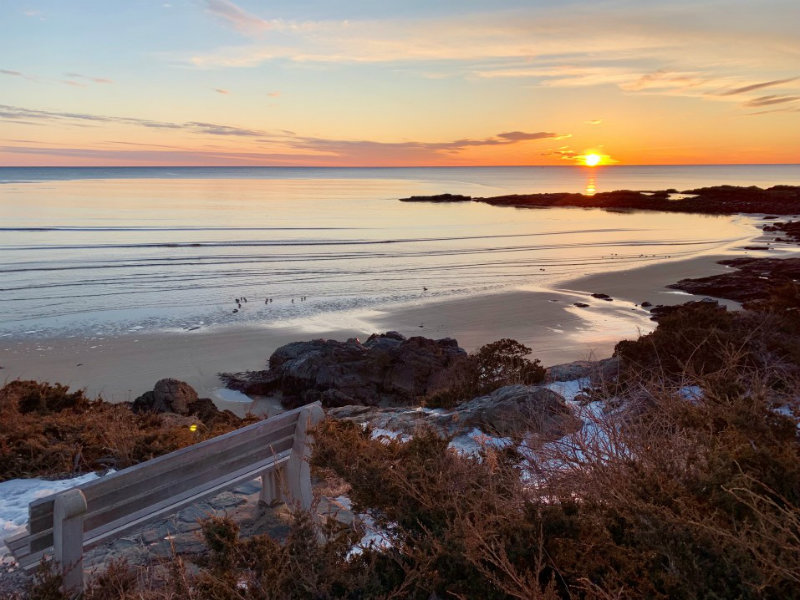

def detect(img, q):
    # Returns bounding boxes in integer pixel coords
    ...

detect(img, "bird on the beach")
[233,308,238,313]
[423,287,428,291]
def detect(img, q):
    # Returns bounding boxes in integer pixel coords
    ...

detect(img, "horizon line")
[2,163,799,169]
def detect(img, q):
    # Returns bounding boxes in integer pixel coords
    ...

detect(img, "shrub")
[425,338,546,408]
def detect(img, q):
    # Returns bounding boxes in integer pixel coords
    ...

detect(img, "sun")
[583,153,601,167]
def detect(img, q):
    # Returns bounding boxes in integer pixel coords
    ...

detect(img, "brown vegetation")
[14,299,800,599]
[0,381,256,481]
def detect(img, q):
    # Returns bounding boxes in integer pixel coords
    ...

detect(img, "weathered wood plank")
[78,411,301,502]
[83,434,295,531]
[82,422,298,513]
[29,499,55,534]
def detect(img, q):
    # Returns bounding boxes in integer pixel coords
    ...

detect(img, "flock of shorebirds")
[231,295,309,313]
[229,287,431,314]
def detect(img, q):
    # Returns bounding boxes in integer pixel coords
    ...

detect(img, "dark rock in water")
[591,293,613,301]
[462,185,800,215]
[223,332,469,408]
[573,302,590,308]
[399,193,472,203]
[640,301,652,308]
[329,384,581,441]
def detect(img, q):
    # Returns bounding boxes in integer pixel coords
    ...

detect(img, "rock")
[573,302,590,308]
[591,293,613,301]
[132,380,241,425]
[458,385,581,438]
[669,257,800,304]
[224,333,469,408]
[153,378,198,414]
[399,193,472,203]
[546,358,619,383]
[329,383,581,441]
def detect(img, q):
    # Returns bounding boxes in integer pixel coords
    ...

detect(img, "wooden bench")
[3,402,323,592]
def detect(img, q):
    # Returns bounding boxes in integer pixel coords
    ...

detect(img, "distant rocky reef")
[401,185,800,215]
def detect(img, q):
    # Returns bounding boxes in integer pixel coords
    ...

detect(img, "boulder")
[329,384,581,442]
[545,357,619,384]
[224,332,469,408]
[457,385,581,438]
[152,378,198,415]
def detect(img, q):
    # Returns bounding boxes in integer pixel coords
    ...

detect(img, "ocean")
[1,165,798,339]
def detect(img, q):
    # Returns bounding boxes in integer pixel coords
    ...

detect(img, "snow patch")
[1,472,103,558]
[545,377,591,402]
[212,388,252,403]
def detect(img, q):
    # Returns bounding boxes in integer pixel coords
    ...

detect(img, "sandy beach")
[1,246,770,408]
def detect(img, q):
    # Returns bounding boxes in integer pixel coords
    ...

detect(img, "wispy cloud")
[65,72,113,84]
[203,0,269,35]
[288,130,561,158]
[586,119,602,126]
[214,88,230,94]
[0,102,564,165]
[0,104,263,136]
[744,95,800,107]
[1,68,37,82]
[182,2,800,119]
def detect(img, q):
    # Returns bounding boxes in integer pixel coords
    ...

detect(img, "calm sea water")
[1,165,798,338]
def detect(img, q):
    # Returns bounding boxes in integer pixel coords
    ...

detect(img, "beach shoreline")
[1,244,775,407]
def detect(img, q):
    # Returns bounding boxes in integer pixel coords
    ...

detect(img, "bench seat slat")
[83,433,296,532]
[81,422,298,515]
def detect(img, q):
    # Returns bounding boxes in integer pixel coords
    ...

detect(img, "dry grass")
[0,380,256,481]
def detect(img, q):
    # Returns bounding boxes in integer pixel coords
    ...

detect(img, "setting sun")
[584,153,602,167]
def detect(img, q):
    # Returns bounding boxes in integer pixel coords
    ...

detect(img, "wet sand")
[1,252,744,405]
[3,219,786,407]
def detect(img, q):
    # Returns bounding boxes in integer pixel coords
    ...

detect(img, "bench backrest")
[8,402,320,570]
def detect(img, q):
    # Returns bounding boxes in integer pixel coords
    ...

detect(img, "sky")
[1,0,798,167]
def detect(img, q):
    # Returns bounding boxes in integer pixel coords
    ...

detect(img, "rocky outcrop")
[133,378,198,414]
[399,193,472,203]
[223,332,469,408]
[546,357,619,384]
[669,257,800,303]
[328,384,581,441]
[132,379,242,427]
[402,186,800,215]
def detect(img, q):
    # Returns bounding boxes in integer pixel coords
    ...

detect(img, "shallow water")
[1,165,796,338]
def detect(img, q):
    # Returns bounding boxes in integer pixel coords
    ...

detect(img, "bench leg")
[285,404,324,510]
[259,469,280,505]
[53,489,87,593]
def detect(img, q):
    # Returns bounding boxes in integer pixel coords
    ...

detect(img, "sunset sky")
[1,0,798,167]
